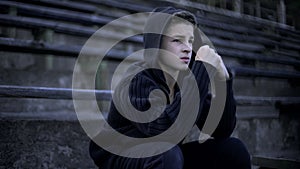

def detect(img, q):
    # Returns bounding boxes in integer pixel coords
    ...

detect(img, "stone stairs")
[0,0,299,168]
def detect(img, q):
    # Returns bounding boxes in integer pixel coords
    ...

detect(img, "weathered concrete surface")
[234,112,300,159]
[0,119,97,169]
[1,111,299,168]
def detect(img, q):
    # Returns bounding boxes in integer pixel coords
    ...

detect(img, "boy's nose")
[182,44,192,54]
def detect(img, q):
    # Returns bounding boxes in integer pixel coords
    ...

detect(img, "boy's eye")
[189,40,194,44]
[172,39,181,43]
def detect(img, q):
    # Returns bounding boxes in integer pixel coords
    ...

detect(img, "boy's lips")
[180,57,190,64]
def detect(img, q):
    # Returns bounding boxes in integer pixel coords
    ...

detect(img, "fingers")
[195,45,210,61]
[195,45,229,80]
[195,45,219,66]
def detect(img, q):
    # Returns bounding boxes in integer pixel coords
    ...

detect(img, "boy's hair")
[169,11,197,27]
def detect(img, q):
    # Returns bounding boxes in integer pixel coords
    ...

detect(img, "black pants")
[99,137,251,169]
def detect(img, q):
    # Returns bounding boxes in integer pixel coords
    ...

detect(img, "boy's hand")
[195,45,229,80]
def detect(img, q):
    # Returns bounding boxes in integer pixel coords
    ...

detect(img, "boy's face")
[160,22,194,71]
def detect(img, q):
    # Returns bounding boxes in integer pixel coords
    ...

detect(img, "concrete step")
[233,111,300,158]
[0,118,96,169]
[0,98,298,168]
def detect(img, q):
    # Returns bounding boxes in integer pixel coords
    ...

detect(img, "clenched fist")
[195,45,229,80]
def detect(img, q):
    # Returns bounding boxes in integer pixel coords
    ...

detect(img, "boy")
[90,6,251,169]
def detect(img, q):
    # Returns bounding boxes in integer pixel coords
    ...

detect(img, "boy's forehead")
[165,22,194,37]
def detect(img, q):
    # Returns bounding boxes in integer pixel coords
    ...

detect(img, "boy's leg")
[180,137,251,169]
[101,145,184,169]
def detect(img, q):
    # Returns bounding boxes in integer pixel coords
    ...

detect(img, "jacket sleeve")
[112,61,211,137]
[196,71,237,139]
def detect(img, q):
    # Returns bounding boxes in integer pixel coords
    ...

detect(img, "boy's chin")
[178,65,189,71]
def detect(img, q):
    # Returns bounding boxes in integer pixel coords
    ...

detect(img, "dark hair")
[172,11,197,25]
[169,11,197,27]
[162,11,197,38]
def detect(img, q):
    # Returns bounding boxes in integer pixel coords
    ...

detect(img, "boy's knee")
[168,146,183,161]
[220,137,251,169]
[163,146,184,169]
[145,145,183,169]
[226,137,250,157]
